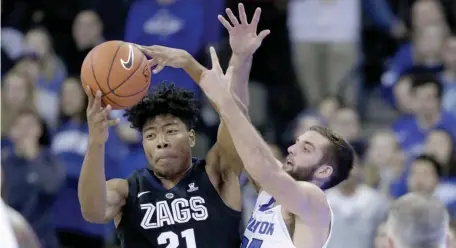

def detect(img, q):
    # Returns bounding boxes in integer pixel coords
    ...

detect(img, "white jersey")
[0,199,18,248]
[242,191,333,248]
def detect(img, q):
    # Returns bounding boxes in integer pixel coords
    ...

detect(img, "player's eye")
[167,129,178,134]
[146,133,156,139]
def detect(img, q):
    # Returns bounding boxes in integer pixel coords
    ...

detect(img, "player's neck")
[155,161,193,189]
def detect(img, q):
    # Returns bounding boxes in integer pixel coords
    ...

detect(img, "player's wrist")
[231,53,252,65]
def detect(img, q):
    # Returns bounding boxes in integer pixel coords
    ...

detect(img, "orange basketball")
[80,40,151,110]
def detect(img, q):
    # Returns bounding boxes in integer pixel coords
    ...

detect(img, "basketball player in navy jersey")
[191,46,355,248]
[77,5,269,248]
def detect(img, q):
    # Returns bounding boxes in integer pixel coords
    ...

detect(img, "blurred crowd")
[1,0,456,247]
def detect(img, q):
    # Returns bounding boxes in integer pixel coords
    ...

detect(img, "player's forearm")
[216,96,282,183]
[228,54,252,107]
[78,141,108,222]
[183,53,207,83]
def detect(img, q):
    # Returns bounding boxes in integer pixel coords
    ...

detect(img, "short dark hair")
[309,125,355,190]
[413,154,443,178]
[124,82,200,131]
[411,73,443,99]
[15,108,51,146]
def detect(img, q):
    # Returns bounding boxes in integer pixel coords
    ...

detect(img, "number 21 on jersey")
[241,236,263,248]
[158,229,196,248]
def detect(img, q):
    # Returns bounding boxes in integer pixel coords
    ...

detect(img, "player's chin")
[283,163,293,173]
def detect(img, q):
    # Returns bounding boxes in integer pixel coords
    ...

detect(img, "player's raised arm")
[212,3,270,176]
[78,87,127,224]
[198,48,330,220]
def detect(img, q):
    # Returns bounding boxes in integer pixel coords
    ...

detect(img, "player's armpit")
[101,179,129,223]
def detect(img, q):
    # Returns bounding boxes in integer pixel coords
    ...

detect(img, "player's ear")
[314,164,333,180]
[188,129,196,147]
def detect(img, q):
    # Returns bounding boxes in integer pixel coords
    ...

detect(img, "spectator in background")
[423,129,456,216]
[407,154,456,218]
[288,0,403,106]
[364,130,405,197]
[317,95,343,123]
[329,107,366,157]
[384,193,449,248]
[124,0,223,96]
[292,112,326,141]
[1,71,36,138]
[393,73,456,158]
[51,78,126,247]
[12,54,41,85]
[66,10,104,75]
[1,27,26,75]
[424,129,456,176]
[384,22,449,109]
[111,110,147,177]
[326,160,389,248]
[2,109,63,248]
[441,36,456,117]
[410,0,446,30]
[24,27,67,128]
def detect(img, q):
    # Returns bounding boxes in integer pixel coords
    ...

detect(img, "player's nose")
[156,134,170,149]
[287,145,295,155]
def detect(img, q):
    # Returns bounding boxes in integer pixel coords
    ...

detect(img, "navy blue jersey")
[116,158,241,248]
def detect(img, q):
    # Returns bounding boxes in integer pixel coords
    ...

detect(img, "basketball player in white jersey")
[191,32,355,248]
[384,193,450,248]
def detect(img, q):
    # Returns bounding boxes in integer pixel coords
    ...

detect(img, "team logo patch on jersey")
[187,182,198,192]
[165,193,174,199]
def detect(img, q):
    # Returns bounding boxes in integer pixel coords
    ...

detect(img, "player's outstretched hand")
[84,86,119,144]
[219,3,270,56]
[137,45,191,74]
[199,47,234,107]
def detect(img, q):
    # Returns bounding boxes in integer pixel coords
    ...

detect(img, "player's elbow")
[81,208,108,224]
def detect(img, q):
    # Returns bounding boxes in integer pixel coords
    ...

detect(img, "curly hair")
[124,82,200,131]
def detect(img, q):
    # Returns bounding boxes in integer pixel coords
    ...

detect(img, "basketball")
[80,40,151,110]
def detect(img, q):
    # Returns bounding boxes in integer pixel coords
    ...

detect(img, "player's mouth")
[156,154,178,162]
[283,157,294,171]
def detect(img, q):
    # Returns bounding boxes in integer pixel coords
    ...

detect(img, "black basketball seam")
[104,64,150,98]
[81,77,122,109]
[104,41,124,95]
[91,43,129,108]
[106,47,147,97]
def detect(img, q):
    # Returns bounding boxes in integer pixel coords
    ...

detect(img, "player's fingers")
[226,8,239,26]
[238,3,248,25]
[137,45,153,57]
[84,85,95,108]
[218,15,232,31]
[148,59,158,68]
[153,63,166,74]
[256,30,271,42]
[101,104,112,118]
[93,90,102,111]
[209,47,222,72]
[250,8,262,31]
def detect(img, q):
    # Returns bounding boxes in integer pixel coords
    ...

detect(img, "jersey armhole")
[197,159,242,217]
[116,173,138,229]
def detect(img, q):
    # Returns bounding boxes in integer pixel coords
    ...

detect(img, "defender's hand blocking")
[200,47,234,106]
[84,86,119,144]
[137,45,190,74]
[219,3,270,56]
